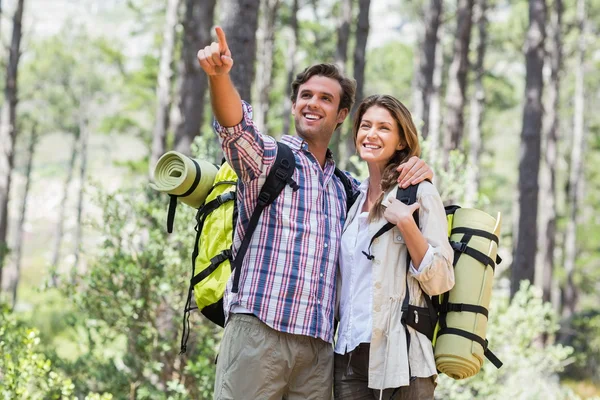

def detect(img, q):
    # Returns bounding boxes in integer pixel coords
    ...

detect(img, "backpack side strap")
[334,168,359,212]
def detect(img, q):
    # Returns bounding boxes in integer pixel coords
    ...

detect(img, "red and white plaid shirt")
[214,101,358,343]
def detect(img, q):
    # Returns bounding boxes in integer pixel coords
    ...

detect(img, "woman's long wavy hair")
[352,95,421,221]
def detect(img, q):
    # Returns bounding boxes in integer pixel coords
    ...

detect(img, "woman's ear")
[397,142,406,150]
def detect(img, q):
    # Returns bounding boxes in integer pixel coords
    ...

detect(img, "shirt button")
[324,243,328,248]
[396,235,402,241]
[317,300,321,305]
[374,305,381,312]
[320,273,324,278]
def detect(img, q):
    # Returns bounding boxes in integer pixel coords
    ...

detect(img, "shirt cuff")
[409,244,434,276]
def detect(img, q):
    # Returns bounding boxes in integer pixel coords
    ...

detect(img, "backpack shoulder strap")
[361,183,420,260]
[334,168,359,212]
[231,142,298,293]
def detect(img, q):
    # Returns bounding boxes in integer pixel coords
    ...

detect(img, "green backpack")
[178,142,356,353]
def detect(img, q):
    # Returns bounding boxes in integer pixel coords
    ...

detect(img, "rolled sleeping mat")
[150,151,218,209]
[434,208,502,379]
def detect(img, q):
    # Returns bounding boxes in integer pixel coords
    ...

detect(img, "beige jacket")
[340,180,454,390]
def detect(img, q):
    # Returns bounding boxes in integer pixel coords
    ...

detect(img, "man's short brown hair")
[290,63,357,113]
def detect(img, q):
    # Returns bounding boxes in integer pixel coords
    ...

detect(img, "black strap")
[450,240,497,273]
[362,184,419,260]
[189,249,233,287]
[451,227,499,244]
[231,142,298,293]
[334,168,359,211]
[437,327,503,369]
[438,302,489,319]
[167,158,202,233]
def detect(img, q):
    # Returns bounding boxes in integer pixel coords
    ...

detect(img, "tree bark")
[443,0,474,163]
[335,0,352,72]
[50,133,78,287]
[344,0,370,172]
[282,0,299,137]
[11,123,36,308]
[464,0,487,207]
[72,115,89,276]
[220,0,261,103]
[427,25,445,164]
[0,0,25,291]
[537,0,562,306]
[149,0,180,175]
[510,0,546,298]
[561,0,585,318]
[253,0,281,131]
[331,0,353,162]
[414,0,442,140]
[173,0,216,156]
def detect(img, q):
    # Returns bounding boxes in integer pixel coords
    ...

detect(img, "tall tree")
[282,0,299,136]
[537,0,562,305]
[149,0,180,174]
[253,0,281,130]
[331,0,353,159]
[413,0,443,139]
[562,0,585,318]
[11,120,36,308]
[427,25,445,164]
[335,0,352,72]
[464,0,488,207]
[174,0,217,155]
[511,0,546,298]
[0,0,25,291]
[343,0,371,170]
[220,0,261,103]
[443,0,474,162]
[72,114,90,275]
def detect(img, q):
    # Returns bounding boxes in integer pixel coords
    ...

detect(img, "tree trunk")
[173,0,216,156]
[414,0,442,140]
[427,25,445,164]
[220,0,261,103]
[335,0,352,72]
[50,133,78,287]
[331,0,353,161]
[443,0,474,163]
[344,0,370,172]
[149,0,180,175]
[72,115,89,276]
[561,0,585,318]
[464,0,487,207]
[11,123,36,309]
[282,0,299,137]
[537,0,562,305]
[253,0,281,131]
[510,0,546,298]
[0,0,25,291]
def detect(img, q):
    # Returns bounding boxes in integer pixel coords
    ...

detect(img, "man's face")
[291,75,348,145]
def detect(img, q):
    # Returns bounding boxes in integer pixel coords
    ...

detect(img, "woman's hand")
[383,198,420,228]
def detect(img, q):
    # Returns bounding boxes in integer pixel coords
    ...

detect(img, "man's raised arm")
[197,26,242,127]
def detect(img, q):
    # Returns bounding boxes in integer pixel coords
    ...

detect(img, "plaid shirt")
[214,101,359,343]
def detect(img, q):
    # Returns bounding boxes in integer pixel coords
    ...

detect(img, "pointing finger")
[215,26,229,53]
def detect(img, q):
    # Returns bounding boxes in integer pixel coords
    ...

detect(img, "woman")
[334,95,455,399]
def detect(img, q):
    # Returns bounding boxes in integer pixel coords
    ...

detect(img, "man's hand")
[396,156,434,188]
[197,26,233,76]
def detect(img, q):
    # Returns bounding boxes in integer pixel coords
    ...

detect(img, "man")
[197,27,433,400]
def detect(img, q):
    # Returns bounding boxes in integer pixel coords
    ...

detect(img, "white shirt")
[335,180,435,355]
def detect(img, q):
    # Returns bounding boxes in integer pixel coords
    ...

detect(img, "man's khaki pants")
[214,314,333,400]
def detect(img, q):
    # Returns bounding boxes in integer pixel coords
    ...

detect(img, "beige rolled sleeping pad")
[434,208,502,379]
[149,151,218,209]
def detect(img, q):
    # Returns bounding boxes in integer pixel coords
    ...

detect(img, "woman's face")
[355,105,404,169]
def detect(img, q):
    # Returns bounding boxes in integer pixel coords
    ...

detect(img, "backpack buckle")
[275,168,288,180]
[258,192,270,206]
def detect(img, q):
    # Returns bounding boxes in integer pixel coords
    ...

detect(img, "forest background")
[0,0,599,399]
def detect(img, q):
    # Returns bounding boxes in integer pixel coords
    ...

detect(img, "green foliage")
[364,41,414,102]
[561,310,600,384]
[436,282,576,400]
[0,304,76,399]
[52,188,220,399]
